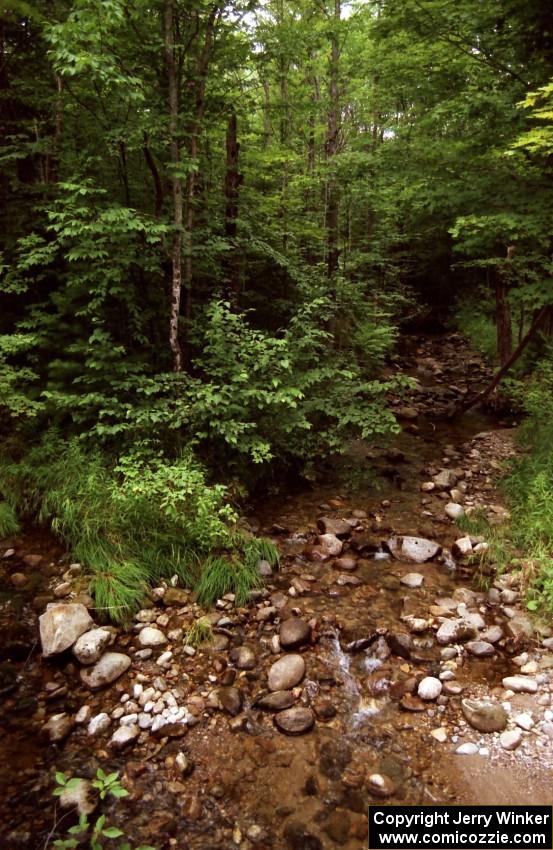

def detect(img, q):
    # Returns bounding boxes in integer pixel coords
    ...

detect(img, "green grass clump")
[185,616,213,648]
[0,431,273,623]
[0,501,19,538]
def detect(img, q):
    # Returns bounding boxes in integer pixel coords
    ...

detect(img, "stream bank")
[1,332,552,850]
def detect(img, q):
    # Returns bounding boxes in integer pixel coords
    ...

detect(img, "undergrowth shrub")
[0,433,278,622]
[453,293,497,362]
[0,501,20,538]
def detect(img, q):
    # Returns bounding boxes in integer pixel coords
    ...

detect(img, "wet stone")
[319,740,352,779]
[500,729,523,751]
[456,742,478,755]
[466,640,495,658]
[388,632,413,659]
[461,699,507,733]
[279,617,311,650]
[436,619,477,646]
[274,706,314,735]
[333,556,358,571]
[216,686,243,716]
[110,724,139,750]
[324,810,351,845]
[317,517,352,538]
[230,645,256,670]
[417,677,442,701]
[255,690,297,711]
[366,773,396,798]
[42,712,74,743]
[389,536,440,563]
[268,654,306,691]
[400,572,424,588]
[80,652,131,689]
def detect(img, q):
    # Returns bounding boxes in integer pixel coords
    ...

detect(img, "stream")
[1,331,552,850]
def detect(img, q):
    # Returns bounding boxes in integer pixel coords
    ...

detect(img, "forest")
[1,0,553,847]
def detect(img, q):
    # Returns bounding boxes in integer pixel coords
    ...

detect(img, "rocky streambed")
[1,332,552,850]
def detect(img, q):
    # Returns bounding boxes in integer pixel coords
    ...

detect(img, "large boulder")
[40,603,93,657]
[80,652,131,689]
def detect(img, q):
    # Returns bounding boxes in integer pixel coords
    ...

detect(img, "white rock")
[515,713,534,731]
[389,536,440,563]
[418,677,442,701]
[500,729,523,750]
[156,651,173,667]
[110,724,139,749]
[80,652,131,689]
[400,572,424,588]
[138,627,168,648]
[455,742,478,755]
[502,676,538,694]
[452,537,473,557]
[87,713,110,736]
[75,705,91,724]
[430,727,448,743]
[59,778,97,816]
[73,628,112,665]
[445,503,465,521]
[39,603,93,657]
[120,713,138,726]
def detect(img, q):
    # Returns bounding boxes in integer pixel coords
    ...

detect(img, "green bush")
[453,294,497,362]
[0,433,274,622]
[0,500,20,538]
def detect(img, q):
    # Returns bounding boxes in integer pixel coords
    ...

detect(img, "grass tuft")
[0,501,20,538]
[185,616,213,648]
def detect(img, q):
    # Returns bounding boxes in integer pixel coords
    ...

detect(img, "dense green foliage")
[1,0,552,617]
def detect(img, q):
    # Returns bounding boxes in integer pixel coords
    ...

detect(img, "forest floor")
[1,331,553,850]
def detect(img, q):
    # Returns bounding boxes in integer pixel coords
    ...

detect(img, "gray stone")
[436,619,477,645]
[500,729,523,751]
[452,537,473,557]
[257,559,273,577]
[255,690,297,711]
[230,645,256,670]
[279,617,311,649]
[214,687,243,716]
[389,536,440,563]
[455,742,478,755]
[480,626,503,644]
[87,712,111,736]
[80,652,131,689]
[138,626,167,647]
[434,470,458,490]
[268,654,306,691]
[445,503,465,521]
[461,699,507,733]
[317,534,343,556]
[274,706,314,735]
[502,676,538,694]
[466,641,495,658]
[73,628,112,665]
[39,603,93,657]
[109,724,139,750]
[317,517,352,538]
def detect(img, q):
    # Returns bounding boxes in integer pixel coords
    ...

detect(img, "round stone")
[79,652,131,689]
[138,627,167,648]
[274,706,314,735]
[255,690,297,711]
[502,676,538,694]
[500,729,523,751]
[417,676,442,701]
[268,654,306,691]
[230,646,256,670]
[279,617,311,650]
[466,641,495,658]
[366,773,396,798]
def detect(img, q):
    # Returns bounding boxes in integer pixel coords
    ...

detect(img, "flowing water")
[1,332,552,850]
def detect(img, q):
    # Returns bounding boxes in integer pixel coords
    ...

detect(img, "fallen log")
[452,305,550,417]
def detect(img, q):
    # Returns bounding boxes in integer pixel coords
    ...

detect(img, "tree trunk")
[224,108,242,305]
[325,0,341,285]
[164,0,183,372]
[495,246,514,365]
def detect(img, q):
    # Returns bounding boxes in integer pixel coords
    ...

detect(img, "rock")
[39,603,93,657]
[397,406,418,420]
[445,503,465,521]
[430,727,448,743]
[229,645,256,670]
[87,713,111,736]
[283,821,323,850]
[54,582,72,598]
[80,652,131,689]
[268,654,306,691]
[324,810,351,844]
[502,676,538,694]
[466,641,495,658]
[333,556,358,571]
[421,482,435,492]
[461,699,507,733]
[514,712,534,731]
[389,536,440,563]
[452,537,473,557]
[75,705,91,724]
[417,677,442,700]
[400,572,424,588]
[433,470,458,490]
[274,706,314,734]
[279,617,311,650]
[257,559,273,577]
[162,587,190,606]
[59,778,97,816]
[480,625,503,644]
[366,773,396,798]
[138,627,167,648]
[216,687,243,716]
[10,572,27,587]
[455,743,478,755]
[436,619,477,645]
[317,517,352,538]
[73,628,112,665]
[317,534,343,556]
[255,690,297,711]
[110,724,139,750]
[500,729,523,751]
[388,632,413,659]
[42,713,74,743]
